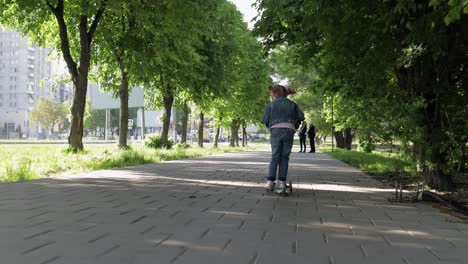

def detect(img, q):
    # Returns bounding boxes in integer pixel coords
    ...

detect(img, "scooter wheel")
[289,179,293,193]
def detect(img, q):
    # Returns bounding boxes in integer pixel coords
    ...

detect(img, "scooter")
[266,179,293,197]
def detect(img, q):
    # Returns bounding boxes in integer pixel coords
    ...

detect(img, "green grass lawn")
[0,143,267,183]
[319,147,416,176]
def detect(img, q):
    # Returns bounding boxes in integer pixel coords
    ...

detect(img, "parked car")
[50,134,62,140]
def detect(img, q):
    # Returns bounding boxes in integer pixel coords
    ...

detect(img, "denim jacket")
[262,96,305,129]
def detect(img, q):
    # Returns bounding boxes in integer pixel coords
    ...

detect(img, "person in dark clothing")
[308,123,316,153]
[298,121,307,152]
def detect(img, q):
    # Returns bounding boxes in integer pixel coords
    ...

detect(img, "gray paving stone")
[0,149,467,263]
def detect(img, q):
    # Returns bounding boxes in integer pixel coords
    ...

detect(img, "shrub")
[144,134,174,149]
[1,158,36,182]
[176,143,192,149]
[359,136,376,153]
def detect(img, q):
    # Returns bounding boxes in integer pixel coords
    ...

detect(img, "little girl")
[262,84,304,193]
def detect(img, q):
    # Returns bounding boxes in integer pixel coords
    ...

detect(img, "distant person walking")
[262,84,304,193]
[298,121,307,152]
[308,123,316,153]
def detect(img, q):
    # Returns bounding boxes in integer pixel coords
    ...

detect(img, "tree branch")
[45,0,79,81]
[88,0,108,43]
[45,0,57,12]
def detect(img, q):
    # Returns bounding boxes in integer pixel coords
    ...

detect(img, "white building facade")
[0,26,64,138]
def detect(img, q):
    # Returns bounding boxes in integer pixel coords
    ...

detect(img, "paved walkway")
[1,149,467,264]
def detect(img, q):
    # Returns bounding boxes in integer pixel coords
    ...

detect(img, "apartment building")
[0,26,61,138]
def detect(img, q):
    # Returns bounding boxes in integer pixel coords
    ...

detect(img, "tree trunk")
[424,161,455,191]
[229,119,240,147]
[396,50,455,191]
[457,145,466,177]
[181,103,189,144]
[229,128,236,147]
[68,77,87,151]
[422,89,455,191]
[118,62,129,149]
[214,123,220,148]
[161,93,174,147]
[334,131,345,149]
[47,0,106,152]
[242,123,247,147]
[344,128,352,150]
[413,140,425,164]
[198,112,204,147]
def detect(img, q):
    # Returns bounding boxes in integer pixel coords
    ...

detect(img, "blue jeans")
[268,128,295,181]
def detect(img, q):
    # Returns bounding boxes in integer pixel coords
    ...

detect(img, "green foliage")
[30,97,68,133]
[321,148,415,176]
[176,143,192,149]
[0,144,262,183]
[358,133,376,153]
[144,135,174,149]
[268,46,328,134]
[83,148,151,170]
[429,0,468,24]
[1,0,270,151]
[200,1,270,138]
[255,0,468,190]
[61,146,88,155]
[83,100,105,131]
[0,0,117,151]
[1,158,36,182]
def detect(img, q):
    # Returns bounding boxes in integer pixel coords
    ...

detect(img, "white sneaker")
[275,180,286,193]
[265,180,275,191]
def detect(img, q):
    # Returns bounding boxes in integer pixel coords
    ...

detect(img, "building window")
[7,122,15,132]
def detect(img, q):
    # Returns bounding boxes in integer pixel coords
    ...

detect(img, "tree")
[254,0,468,190]
[1,0,111,152]
[139,0,220,148]
[193,0,270,148]
[30,97,68,134]
[92,0,152,148]
[83,100,105,136]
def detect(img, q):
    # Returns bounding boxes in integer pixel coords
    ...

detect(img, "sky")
[229,0,258,29]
